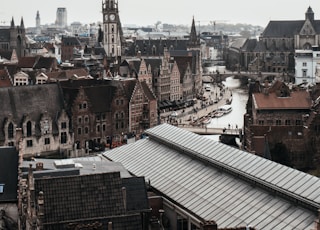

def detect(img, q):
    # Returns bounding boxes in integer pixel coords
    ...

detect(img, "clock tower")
[102,0,123,58]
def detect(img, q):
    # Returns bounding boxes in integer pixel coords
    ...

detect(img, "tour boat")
[218,105,232,114]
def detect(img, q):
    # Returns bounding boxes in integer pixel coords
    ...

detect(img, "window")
[61,132,67,144]
[296,120,302,125]
[267,120,273,125]
[85,127,89,134]
[8,122,14,139]
[84,116,89,123]
[83,102,87,109]
[276,120,281,125]
[102,124,106,131]
[102,114,106,120]
[78,117,82,124]
[0,184,4,193]
[8,142,14,146]
[97,125,100,133]
[27,140,33,147]
[258,120,264,125]
[45,138,50,145]
[96,115,100,121]
[61,122,67,129]
[79,104,82,110]
[78,128,82,135]
[285,120,291,125]
[302,62,307,67]
[26,121,32,137]
[302,69,307,77]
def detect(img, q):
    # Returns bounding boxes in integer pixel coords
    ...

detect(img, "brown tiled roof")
[253,91,311,110]
[18,56,36,68]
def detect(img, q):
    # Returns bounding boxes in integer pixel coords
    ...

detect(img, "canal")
[206,76,248,141]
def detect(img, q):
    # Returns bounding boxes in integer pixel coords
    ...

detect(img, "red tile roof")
[253,90,311,110]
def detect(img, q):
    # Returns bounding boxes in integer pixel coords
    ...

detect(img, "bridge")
[203,71,295,83]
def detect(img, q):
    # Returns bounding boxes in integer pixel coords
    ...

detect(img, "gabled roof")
[0,147,18,202]
[18,56,37,68]
[262,21,306,37]
[141,81,156,101]
[104,123,320,229]
[33,56,57,70]
[84,85,116,113]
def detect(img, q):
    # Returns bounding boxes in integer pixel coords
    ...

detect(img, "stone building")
[0,17,26,58]
[243,81,313,169]
[0,84,73,159]
[227,6,320,76]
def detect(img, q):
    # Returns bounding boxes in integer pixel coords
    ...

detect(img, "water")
[206,77,248,141]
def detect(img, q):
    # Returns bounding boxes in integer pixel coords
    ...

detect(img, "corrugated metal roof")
[103,123,320,229]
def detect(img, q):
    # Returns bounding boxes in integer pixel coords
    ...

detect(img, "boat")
[212,111,224,118]
[218,105,232,114]
[201,116,212,124]
[204,84,211,92]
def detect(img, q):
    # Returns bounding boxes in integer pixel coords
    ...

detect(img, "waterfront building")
[243,80,314,169]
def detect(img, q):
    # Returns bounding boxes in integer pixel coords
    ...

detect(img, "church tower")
[102,0,123,58]
[36,11,41,34]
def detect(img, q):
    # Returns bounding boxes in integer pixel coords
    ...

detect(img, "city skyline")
[0,0,319,28]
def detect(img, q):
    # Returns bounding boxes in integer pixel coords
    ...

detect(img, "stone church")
[0,17,26,59]
[231,6,320,74]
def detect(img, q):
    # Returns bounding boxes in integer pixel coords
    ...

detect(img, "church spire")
[10,17,15,28]
[20,17,24,29]
[305,6,314,22]
[188,16,200,49]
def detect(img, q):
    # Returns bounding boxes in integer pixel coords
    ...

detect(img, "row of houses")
[0,78,157,159]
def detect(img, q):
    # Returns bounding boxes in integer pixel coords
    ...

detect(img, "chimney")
[108,222,112,230]
[36,162,44,171]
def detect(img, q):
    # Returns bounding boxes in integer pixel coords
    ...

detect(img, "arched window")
[26,121,32,137]
[8,123,14,139]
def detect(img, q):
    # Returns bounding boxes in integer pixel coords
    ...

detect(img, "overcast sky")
[1,0,319,28]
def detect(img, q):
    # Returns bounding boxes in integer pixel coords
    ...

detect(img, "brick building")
[243,81,313,169]
[61,78,157,153]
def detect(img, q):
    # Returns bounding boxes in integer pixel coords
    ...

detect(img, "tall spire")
[305,6,314,22]
[20,17,24,29]
[10,17,15,28]
[188,16,200,49]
